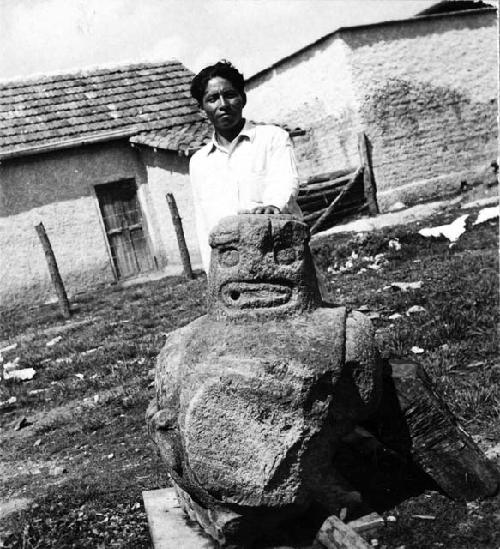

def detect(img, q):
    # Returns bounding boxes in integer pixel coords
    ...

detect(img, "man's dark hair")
[190,60,245,105]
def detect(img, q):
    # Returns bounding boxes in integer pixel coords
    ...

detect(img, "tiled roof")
[0,61,202,159]
[131,119,306,156]
[131,119,212,156]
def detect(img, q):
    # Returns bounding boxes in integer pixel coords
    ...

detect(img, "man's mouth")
[220,282,292,309]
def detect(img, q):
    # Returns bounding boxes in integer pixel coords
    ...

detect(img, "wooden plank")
[310,167,364,235]
[306,167,354,185]
[298,188,342,207]
[166,193,194,279]
[357,132,379,215]
[301,173,355,193]
[315,514,372,548]
[142,488,215,549]
[34,222,71,319]
[304,209,324,223]
[348,512,384,538]
[385,359,499,501]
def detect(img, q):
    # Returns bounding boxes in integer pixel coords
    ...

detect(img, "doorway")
[95,179,154,279]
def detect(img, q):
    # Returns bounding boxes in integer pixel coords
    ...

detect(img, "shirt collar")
[207,119,256,154]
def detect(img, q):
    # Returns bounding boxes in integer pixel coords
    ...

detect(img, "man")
[189,61,302,273]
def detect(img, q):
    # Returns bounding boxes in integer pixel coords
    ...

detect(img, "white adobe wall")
[245,38,362,180]
[345,10,498,209]
[246,11,497,209]
[138,148,202,270]
[0,142,150,308]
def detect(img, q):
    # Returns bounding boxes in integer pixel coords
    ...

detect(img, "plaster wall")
[246,38,361,179]
[247,11,497,209]
[138,148,202,269]
[347,11,498,208]
[0,141,150,308]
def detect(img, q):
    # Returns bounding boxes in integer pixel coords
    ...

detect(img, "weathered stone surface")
[207,215,322,320]
[147,214,382,545]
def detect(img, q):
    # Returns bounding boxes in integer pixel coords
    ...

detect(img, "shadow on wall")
[358,78,498,188]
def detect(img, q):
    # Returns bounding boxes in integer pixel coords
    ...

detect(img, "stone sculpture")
[147,213,499,547]
[147,214,382,546]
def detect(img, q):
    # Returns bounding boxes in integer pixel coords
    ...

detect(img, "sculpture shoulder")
[345,310,376,362]
[309,305,347,329]
[156,316,207,387]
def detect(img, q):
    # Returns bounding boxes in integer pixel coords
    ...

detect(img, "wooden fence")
[298,132,379,235]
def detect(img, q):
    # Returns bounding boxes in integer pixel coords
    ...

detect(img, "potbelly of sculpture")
[147,214,382,545]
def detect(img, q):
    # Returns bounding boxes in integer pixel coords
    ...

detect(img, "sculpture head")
[207,214,322,320]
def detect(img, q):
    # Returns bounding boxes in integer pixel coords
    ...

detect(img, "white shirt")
[189,121,302,273]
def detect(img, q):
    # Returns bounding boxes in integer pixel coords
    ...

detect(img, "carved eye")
[275,248,296,265]
[219,248,239,267]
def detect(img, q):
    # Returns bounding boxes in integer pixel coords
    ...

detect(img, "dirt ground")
[0,197,498,548]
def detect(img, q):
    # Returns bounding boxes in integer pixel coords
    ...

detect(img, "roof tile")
[0,61,202,158]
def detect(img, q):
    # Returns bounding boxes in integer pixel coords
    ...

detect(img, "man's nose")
[219,94,228,107]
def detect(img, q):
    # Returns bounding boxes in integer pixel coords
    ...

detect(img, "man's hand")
[249,205,281,214]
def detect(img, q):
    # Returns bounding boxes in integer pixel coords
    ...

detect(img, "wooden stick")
[311,167,364,235]
[34,222,71,319]
[382,359,499,501]
[166,193,194,280]
[298,188,342,206]
[306,167,354,185]
[301,173,355,193]
[357,132,379,215]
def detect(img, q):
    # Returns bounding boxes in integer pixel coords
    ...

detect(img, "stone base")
[142,488,217,548]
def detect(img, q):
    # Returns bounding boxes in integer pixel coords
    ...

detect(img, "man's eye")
[219,248,239,267]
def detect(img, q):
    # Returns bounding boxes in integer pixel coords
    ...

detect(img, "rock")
[0,343,18,354]
[406,305,426,316]
[387,201,406,212]
[14,417,32,431]
[388,313,402,320]
[388,239,401,251]
[4,367,36,381]
[315,514,372,548]
[148,215,382,546]
[383,281,423,292]
[46,335,63,347]
[49,465,67,476]
[0,396,17,412]
[485,443,500,460]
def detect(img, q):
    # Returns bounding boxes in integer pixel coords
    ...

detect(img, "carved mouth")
[220,282,292,309]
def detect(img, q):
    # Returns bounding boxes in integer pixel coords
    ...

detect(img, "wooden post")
[357,132,379,216]
[34,222,71,319]
[379,359,499,501]
[166,193,194,280]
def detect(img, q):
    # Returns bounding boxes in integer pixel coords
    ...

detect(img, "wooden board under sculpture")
[146,214,499,548]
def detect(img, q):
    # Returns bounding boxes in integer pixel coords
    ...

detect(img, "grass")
[0,204,498,548]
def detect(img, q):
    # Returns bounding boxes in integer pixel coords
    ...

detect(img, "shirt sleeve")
[189,155,212,274]
[261,129,300,211]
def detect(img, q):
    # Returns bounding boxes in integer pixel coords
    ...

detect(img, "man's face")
[201,76,245,134]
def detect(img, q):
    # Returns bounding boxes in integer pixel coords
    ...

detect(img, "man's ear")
[241,92,247,108]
